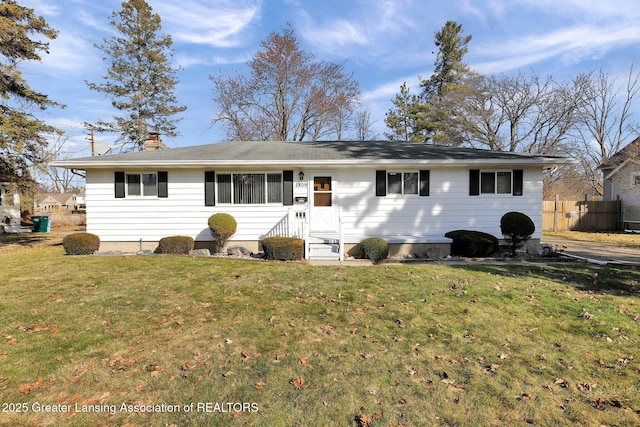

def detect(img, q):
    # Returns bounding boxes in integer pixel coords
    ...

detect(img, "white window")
[217,173,282,205]
[633,174,640,186]
[387,172,419,195]
[127,173,157,197]
[481,171,512,194]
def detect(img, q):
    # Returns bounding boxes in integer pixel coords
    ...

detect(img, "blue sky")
[19,0,640,157]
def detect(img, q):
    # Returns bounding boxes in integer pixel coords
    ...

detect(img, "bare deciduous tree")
[353,108,378,140]
[36,135,81,193]
[571,64,640,194]
[211,26,360,141]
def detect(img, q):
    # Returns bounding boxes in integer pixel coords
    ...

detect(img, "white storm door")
[310,172,337,233]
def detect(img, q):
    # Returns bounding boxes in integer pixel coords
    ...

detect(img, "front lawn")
[0,247,638,426]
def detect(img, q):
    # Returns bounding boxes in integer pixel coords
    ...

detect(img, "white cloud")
[151,0,260,47]
[473,24,640,74]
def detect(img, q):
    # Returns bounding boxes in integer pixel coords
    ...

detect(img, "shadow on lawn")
[448,263,640,297]
[0,232,64,251]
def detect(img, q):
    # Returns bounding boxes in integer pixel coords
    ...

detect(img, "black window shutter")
[376,170,386,196]
[283,170,293,206]
[469,170,480,196]
[114,171,125,198]
[419,170,430,196]
[157,171,168,198]
[204,171,215,206]
[513,169,523,196]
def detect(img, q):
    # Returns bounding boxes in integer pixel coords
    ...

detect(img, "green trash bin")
[32,216,49,232]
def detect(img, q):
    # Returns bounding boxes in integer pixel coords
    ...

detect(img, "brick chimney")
[143,131,166,151]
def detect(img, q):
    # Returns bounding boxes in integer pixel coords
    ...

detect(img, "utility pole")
[89,125,95,156]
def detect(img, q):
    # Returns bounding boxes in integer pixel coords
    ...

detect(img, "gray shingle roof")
[52,140,572,169]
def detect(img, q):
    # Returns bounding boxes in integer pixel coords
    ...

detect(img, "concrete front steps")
[307,234,341,260]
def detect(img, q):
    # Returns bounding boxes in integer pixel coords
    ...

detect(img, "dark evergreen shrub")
[500,211,535,256]
[445,230,498,257]
[62,232,100,255]
[359,237,389,263]
[156,236,194,254]
[261,237,304,260]
[208,213,237,252]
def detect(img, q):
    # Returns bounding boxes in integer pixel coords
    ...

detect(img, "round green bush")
[445,230,498,257]
[62,232,100,255]
[359,237,389,263]
[208,213,237,237]
[208,213,237,253]
[156,236,194,254]
[500,211,535,256]
[261,237,303,260]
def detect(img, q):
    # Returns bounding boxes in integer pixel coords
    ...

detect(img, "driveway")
[542,236,640,265]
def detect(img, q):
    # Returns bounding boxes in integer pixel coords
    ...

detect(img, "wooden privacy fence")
[542,199,620,232]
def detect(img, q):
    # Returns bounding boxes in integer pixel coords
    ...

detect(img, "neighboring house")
[52,140,571,259]
[36,193,78,213]
[75,191,86,210]
[599,136,640,229]
[0,177,21,232]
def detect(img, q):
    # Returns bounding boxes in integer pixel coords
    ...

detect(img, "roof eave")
[51,157,575,170]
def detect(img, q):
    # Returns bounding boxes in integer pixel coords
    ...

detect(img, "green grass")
[0,246,639,426]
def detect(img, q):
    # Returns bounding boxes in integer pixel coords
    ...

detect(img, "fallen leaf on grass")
[594,397,623,410]
[255,381,266,389]
[299,357,309,367]
[241,351,260,362]
[73,364,93,379]
[290,376,306,389]
[23,325,56,334]
[441,372,455,385]
[354,413,372,427]
[181,361,196,371]
[17,377,54,394]
[518,392,534,401]
[580,311,594,320]
[576,382,596,391]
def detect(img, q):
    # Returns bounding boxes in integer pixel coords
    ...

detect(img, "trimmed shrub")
[500,211,535,256]
[156,236,194,254]
[62,232,100,255]
[359,237,389,263]
[208,213,237,253]
[261,237,304,261]
[445,230,498,257]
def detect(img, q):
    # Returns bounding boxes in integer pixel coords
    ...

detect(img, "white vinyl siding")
[85,166,543,244]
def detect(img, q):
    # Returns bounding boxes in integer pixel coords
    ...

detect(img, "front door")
[310,172,337,233]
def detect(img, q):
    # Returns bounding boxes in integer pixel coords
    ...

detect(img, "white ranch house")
[53,140,571,260]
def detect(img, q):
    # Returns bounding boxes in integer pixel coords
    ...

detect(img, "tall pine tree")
[0,0,61,188]
[87,0,186,151]
[384,82,429,142]
[385,21,472,144]
[420,21,472,101]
